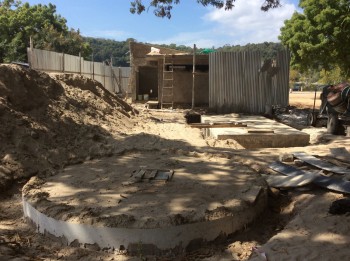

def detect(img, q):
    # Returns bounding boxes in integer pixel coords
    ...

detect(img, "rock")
[16,118,28,126]
[268,187,280,198]
[84,243,101,251]
[294,159,305,167]
[2,154,17,164]
[329,198,350,215]
[0,165,12,175]
[279,153,294,162]
[30,130,39,139]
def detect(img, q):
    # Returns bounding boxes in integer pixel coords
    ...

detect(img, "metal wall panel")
[209,50,290,114]
[27,48,130,94]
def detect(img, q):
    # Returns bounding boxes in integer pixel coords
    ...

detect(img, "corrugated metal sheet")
[209,50,290,114]
[27,48,130,94]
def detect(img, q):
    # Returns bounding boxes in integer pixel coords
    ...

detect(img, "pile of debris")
[273,106,313,129]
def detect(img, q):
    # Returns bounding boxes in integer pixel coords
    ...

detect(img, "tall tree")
[130,0,281,18]
[279,0,350,77]
[0,0,91,62]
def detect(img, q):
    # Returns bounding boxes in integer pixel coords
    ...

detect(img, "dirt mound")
[0,64,135,191]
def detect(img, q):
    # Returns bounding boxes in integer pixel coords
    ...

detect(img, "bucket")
[137,94,143,101]
[143,94,149,101]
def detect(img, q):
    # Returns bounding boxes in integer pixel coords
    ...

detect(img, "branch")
[130,0,282,18]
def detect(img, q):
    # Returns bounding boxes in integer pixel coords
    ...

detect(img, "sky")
[25,0,301,48]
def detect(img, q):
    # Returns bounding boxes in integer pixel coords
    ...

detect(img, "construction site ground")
[1,65,350,261]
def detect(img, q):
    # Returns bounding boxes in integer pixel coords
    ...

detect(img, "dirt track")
[1,66,350,261]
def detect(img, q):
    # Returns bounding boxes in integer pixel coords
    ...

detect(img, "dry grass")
[289,91,321,109]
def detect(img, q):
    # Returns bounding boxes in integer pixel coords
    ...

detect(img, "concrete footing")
[22,150,268,252]
[201,114,310,148]
[23,190,267,251]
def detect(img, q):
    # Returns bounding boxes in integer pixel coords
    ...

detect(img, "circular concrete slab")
[22,150,267,252]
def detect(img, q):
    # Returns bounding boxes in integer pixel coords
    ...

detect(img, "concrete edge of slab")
[22,190,268,251]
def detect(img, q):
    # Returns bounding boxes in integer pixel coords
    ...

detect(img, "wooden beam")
[189,122,247,128]
[247,129,274,133]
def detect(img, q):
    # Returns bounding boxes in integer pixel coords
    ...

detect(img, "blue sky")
[25,0,300,48]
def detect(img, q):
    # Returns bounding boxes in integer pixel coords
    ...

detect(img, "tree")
[130,0,281,18]
[0,0,91,62]
[84,37,132,66]
[279,0,350,77]
[319,67,349,84]
[289,68,300,83]
[216,42,284,61]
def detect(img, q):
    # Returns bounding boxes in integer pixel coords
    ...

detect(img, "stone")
[294,159,305,167]
[30,130,39,139]
[279,154,294,162]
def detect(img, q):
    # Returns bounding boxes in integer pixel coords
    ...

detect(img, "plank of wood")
[247,129,274,134]
[293,152,349,175]
[144,170,158,180]
[154,170,174,181]
[268,161,350,194]
[133,169,146,180]
[189,122,247,128]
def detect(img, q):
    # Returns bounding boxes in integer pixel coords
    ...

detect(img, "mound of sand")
[0,64,136,191]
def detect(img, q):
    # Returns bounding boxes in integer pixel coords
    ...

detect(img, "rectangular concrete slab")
[201,114,310,148]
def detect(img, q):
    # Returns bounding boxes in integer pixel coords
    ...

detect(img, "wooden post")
[28,36,34,68]
[79,52,82,75]
[119,67,122,93]
[62,53,65,73]
[192,44,196,109]
[92,52,94,80]
[111,56,115,92]
[103,63,106,87]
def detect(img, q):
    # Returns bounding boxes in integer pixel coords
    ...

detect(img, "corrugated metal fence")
[27,48,130,94]
[209,50,290,114]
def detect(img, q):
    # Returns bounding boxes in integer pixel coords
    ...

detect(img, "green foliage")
[279,0,350,77]
[0,0,91,62]
[85,38,285,67]
[216,42,284,60]
[319,67,349,84]
[289,69,300,83]
[84,37,133,66]
[299,69,319,90]
[130,0,281,18]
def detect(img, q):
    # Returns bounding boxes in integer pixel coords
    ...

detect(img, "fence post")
[92,53,94,80]
[28,36,34,68]
[79,52,82,75]
[103,63,106,87]
[119,67,122,93]
[62,53,65,72]
[111,56,115,92]
[192,44,196,109]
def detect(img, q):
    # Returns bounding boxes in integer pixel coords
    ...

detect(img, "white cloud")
[146,0,297,48]
[86,30,129,39]
[149,31,219,48]
[202,0,297,45]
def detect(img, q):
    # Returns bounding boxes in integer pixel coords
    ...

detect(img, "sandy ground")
[1,66,350,260]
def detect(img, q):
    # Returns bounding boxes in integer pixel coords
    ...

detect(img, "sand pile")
[0,64,136,191]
